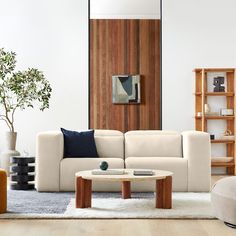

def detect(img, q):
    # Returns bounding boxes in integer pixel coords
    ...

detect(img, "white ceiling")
[90,0,160,19]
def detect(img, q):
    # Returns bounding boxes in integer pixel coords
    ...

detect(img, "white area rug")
[1,192,215,219]
[64,193,215,219]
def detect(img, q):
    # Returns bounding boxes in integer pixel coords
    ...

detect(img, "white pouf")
[211,176,236,228]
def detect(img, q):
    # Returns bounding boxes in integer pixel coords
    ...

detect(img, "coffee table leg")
[156,176,172,209]
[122,181,131,199]
[84,179,92,207]
[75,177,92,208]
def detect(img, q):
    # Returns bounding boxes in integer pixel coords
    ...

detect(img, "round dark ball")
[100,161,109,171]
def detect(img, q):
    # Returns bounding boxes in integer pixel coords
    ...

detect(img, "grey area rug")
[7,190,74,214]
[0,190,216,219]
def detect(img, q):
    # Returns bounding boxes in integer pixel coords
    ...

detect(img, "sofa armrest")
[36,131,64,191]
[182,131,211,192]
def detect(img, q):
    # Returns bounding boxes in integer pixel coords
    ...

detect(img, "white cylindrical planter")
[0,132,20,176]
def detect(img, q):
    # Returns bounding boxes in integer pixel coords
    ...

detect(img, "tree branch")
[0,117,11,130]
[2,93,14,132]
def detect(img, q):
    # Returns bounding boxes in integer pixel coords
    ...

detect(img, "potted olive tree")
[0,48,52,174]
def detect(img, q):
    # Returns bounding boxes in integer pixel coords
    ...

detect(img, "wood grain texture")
[90,19,160,132]
[121,181,131,199]
[0,219,235,236]
[156,176,172,209]
[75,177,92,208]
[226,71,235,174]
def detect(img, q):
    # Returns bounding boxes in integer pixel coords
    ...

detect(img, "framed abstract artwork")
[112,75,141,104]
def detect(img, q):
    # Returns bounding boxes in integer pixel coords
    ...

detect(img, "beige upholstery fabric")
[182,131,211,191]
[36,130,124,192]
[94,130,124,159]
[60,158,124,191]
[125,131,182,158]
[36,129,211,192]
[211,177,236,225]
[125,157,188,191]
[36,131,63,191]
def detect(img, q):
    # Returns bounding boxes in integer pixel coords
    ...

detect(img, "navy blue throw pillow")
[61,128,98,158]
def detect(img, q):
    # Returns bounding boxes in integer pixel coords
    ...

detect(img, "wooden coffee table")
[75,169,173,209]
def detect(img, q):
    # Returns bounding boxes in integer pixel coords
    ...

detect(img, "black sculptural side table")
[10,156,35,190]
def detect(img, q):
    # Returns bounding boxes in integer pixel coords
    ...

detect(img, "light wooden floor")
[0,175,235,236]
[0,219,235,236]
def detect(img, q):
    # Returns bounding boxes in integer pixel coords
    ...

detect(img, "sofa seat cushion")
[125,131,182,158]
[125,157,188,191]
[60,157,124,191]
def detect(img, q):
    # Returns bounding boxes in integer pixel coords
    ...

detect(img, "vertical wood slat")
[201,69,206,132]
[90,19,161,132]
[226,71,235,174]
[195,71,203,131]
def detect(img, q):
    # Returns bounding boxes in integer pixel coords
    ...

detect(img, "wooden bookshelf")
[194,68,236,175]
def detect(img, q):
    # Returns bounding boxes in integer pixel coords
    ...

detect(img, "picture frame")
[112,75,141,104]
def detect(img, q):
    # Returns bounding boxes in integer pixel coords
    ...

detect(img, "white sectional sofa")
[36,130,211,192]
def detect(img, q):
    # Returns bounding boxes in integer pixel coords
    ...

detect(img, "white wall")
[162,0,236,132]
[162,0,236,173]
[90,0,160,19]
[0,0,88,156]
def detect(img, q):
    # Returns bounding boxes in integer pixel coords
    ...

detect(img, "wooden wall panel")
[90,19,160,132]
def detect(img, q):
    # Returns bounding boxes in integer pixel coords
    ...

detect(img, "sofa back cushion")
[125,130,182,158]
[94,130,124,159]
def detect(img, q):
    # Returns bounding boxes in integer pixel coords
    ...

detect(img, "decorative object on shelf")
[99,161,109,171]
[10,156,35,190]
[211,157,234,163]
[213,76,225,92]
[0,48,52,173]
[210,134,215,140]
[224,130,232,136]
[220,108,234,116]
[221,130,235,140]
[112,75,141,104]
[204,104,211,113]
[205,112,219,116]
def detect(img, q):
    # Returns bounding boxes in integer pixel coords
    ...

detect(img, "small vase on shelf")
[1,131,20,176]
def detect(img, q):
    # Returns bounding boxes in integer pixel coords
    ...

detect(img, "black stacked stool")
[10,156,35,190]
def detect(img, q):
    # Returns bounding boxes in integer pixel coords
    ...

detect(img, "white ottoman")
[211,176,236,228]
